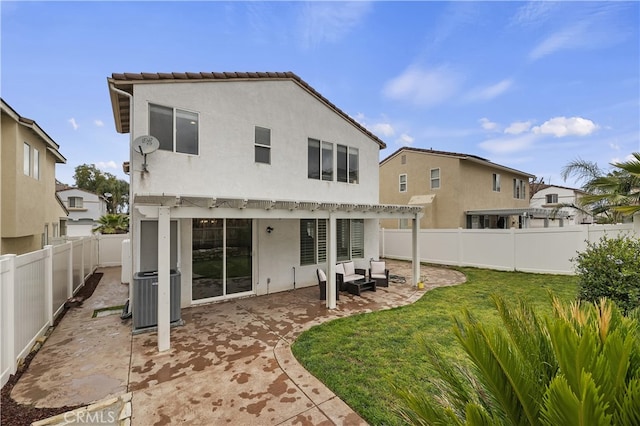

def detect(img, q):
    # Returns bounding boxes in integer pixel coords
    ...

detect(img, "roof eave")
[106,73,386,148]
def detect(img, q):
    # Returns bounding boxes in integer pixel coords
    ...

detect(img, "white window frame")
[492,173,500,192]
[300,218,362,265]
[149,103,199,155]
[24,142,31,176]
[513,179,526,199]
[546,193,559,204]
[33,148,40,180]
[254,126,271,164]
[430,168,441,189]
[300,219,327,265]
[399,174,407,192]
[308,138,334,181]
[68,196,84,209]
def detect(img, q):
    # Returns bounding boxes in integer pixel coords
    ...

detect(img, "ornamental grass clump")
[573,234,640,314]
[395,296,640,426]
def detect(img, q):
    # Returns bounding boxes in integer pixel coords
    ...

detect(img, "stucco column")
[412,213,420,287]
[327,214,337,309]
[157,206,171,352]
[634,212,640,237]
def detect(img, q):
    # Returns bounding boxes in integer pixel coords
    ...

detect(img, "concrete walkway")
[11,260,466,425]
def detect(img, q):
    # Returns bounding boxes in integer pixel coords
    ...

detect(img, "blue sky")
[2,1,638,188]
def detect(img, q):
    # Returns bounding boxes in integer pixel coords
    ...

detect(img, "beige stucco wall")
[1,112,64,254]
[379,150,531,229]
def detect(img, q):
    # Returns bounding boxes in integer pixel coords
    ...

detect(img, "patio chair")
[317,268,339,300]
[369,260,389,287]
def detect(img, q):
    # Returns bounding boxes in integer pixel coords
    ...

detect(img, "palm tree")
[560,154,640,223]
[93,213,129,234]
[610,153,640,216]
[395,296,640,425]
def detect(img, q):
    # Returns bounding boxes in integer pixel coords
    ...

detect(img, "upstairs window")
[322,142,333,181]
[349,147,359,183]
[337,145,359,184]
[23,142,31,175]
[23,143,39,179]
[68,197,84,209]
[33,148,40,180]
[492,173,501,192]
[430,168,440,189]
[399,174,407,192]
[255,126,271,164]
[546,193,559,204]
[308,138,334,180]
[513,179,526,199]
[149,103,199,155]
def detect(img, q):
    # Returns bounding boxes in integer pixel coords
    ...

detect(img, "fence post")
[634,213,640,237]
[44,245,54,325]
[67,241,73,298]
[4,254,17,377]
[457,228,463,266]
[80,238,85,285]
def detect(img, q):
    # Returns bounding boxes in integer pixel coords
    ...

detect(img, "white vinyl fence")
[381,220,639,276]
[1,234,128,387]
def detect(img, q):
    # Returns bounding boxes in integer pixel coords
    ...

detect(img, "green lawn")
[291,266,579,425]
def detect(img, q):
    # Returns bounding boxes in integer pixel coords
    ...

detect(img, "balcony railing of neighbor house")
[1,234,129,387]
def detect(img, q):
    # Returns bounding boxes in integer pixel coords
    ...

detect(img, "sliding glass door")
[192,218,252,301]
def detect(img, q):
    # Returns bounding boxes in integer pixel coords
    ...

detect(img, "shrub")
[394,296,640,425]
[573,234,640,314]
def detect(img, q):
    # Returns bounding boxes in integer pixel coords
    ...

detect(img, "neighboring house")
[56,186,108,236]
[1,99,67,255]
[379,147,535,229]
[107,71,422,350]
[529,184,593,227]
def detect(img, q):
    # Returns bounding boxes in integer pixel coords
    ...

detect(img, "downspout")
[108,82,135,304]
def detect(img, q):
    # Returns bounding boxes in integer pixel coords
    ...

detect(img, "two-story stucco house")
[529,184,593,227]
[107,71,422,351]
[1,99,67,255]
[379,147,535,229]
[56,186,108,236]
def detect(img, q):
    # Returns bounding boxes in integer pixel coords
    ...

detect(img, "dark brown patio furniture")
[343,278,376,296]
[335,261,367,291]
[369,260,389,287]
[317,268,339,300]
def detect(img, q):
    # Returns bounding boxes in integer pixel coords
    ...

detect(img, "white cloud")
[479,133,539,155]
[479,117,499,131]
[396,133,414,146]
[464,79,513,102]
[68,118,79,130]
[299,1,371,48]
[94,119,104,127]
[504,121,532,135]
[96,161,118,170]
[532,116,598,137]
[372,122,395,137]
[510,1,558,27]
[383,65,462,107]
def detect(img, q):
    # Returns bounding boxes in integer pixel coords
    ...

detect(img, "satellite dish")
[134,135,160,155]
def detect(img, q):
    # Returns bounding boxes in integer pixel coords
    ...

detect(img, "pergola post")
[412,213,420,287]
[326,214,337,309]
[157,206,171,352]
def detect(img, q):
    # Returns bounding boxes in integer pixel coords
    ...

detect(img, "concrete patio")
[11,260,466,425]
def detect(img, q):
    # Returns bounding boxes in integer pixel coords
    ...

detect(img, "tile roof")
[107,71,386,148]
